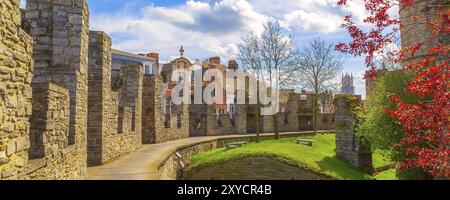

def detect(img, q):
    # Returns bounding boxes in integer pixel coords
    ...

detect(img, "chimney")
[228,59,238,69]
[146,52,159,66]
[208,56,221,64]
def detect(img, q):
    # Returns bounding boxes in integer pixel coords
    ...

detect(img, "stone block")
[6,142,16,156]
[1,170,14,179]
[15,136,30,152]
[15,157,25,167]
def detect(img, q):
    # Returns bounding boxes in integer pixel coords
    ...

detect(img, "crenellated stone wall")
[87,31,110,166]
[0,0,34,180]
[142,75,189,144]
[278,90,299,132]
[334,95,372,173]
[21,0,89,179]
[142,75,159,144]
[247,90,300,134]
[102,64,143,163]
[27,83,86,180]
[29,83,70,160]
[23,0,90,147]
[189,104,247,136]
[87,31,142,166]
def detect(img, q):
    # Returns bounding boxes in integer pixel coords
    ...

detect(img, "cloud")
[90,0,267,61]
[282,10,343,34]
[250,0,368,34]
[89,0,371,74]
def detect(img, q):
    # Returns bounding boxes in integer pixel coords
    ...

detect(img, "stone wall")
[102,64,142,162]
[189,104,207,136]
[334,95,372,173]
[189,104,246,136]
[87,31,109,165]
[21,0,90,179]
[158,140,220,180]
[27,83,85,179]
[319,113,334,130]
[87,31,142,166]
[29,83,69,160]
[142,75,189,143]
[0,0,34,180]
[400,0,446,62]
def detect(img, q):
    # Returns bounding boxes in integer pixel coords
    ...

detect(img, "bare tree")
[259,19,299,139]
[238,19,300,140]
[298,39,343,134]
[238,32,262,142]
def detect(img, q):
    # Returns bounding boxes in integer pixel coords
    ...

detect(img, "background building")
[341,73,355,95]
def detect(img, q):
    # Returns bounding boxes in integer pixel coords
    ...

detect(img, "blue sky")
[86,0,369,97]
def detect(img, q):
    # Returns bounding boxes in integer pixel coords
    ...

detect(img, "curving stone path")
[86,131,331,180]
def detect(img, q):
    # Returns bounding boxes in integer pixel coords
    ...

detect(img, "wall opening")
[118,106,124,134]
[131,106,136,132]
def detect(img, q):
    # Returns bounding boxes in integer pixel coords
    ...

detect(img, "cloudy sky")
[24,0,371,97]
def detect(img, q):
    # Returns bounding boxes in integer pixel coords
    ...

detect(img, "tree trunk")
[255,104,261,143]
[313,93,318,134]
[273,113,279,139]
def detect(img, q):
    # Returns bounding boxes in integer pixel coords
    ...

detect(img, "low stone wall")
[158,140,219,180]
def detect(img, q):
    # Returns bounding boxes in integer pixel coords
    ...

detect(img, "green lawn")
[374,169,398,180]
[190,134,397,180]
[372,149,393,169]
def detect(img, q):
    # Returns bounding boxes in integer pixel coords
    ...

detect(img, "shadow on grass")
[316,156,372,180]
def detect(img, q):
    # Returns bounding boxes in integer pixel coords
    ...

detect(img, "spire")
[179,45,184,57]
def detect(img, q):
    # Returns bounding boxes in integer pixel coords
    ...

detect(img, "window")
[195,120,202,130]
[144,64,151,75]
[165,114,171,128]
[229,104,235,114]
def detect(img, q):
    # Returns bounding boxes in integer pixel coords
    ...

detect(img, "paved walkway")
[86,131,330,180]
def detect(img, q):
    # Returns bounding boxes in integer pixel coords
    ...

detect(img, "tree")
[298,39,343,134]
[238,32,263,142]
[358,70,426,178]
[336,0,449,178]
[239,19,300,140]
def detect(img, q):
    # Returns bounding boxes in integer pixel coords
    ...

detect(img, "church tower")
[341,73,355,95]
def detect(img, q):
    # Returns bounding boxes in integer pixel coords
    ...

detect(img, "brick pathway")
[86,131,331,180]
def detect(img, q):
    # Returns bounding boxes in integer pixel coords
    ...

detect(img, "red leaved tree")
[336,0,449,178]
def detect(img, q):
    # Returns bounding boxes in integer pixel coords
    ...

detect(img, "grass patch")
[371,150,399,180]
[191,134,386,180]
[372,150,393,169]
[374,169,399,180]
